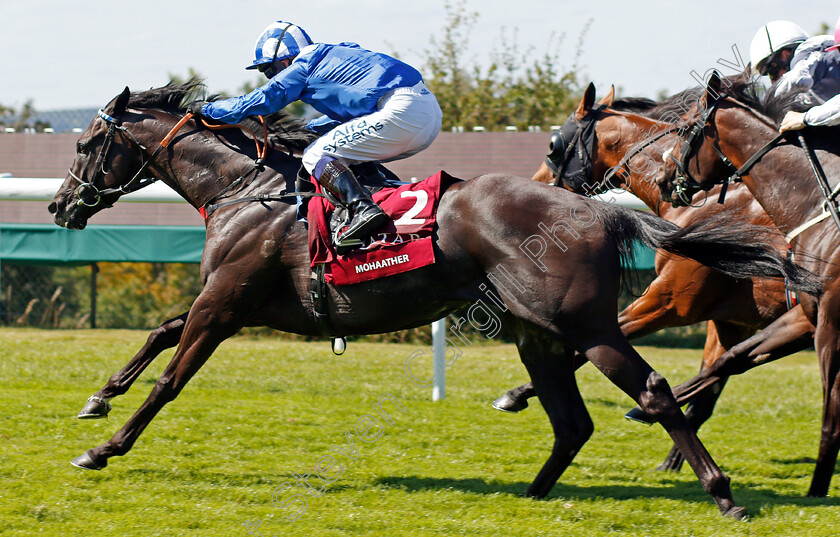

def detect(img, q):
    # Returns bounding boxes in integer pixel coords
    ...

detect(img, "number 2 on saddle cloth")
[306,170,459,285]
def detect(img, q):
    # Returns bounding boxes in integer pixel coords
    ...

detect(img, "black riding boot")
[318,160,388,251]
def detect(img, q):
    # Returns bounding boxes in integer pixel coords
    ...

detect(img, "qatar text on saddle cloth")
[307,170,458,285]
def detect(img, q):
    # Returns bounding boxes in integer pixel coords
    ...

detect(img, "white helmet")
[749,20,809,75]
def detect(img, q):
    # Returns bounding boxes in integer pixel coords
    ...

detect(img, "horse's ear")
[702,71,723,108]
[598,85,615,107]
[113,87,130,115]
[575,82,596,119]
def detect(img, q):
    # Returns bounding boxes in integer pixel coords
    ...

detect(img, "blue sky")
[2,0,836,110]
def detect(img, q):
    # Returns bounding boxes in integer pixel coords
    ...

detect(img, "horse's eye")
[77,140,89,154]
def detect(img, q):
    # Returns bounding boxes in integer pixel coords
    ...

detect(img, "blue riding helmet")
[246,21,313,72]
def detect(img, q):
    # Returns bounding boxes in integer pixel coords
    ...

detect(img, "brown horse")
[48,81,816,517]
[656,73,840,497]
[495,85,815,472]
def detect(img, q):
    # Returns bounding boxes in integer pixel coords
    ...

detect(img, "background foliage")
[421,0,588,131]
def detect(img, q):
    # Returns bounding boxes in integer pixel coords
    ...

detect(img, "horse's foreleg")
[78,312,189,419]
[492,382,537,412]
[512,326,592,498]
[71,289,245,470]
[657,321,752,472]
[578,326,746,518]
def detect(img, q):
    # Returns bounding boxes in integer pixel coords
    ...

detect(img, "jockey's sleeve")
[306,115,342,134]
[803,93,840,127]
[774,51,819,97]
[202,63,308,124]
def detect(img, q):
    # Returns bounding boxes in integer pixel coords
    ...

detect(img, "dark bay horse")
[496,84,815,472]
[48,81,817,517]
[656,73,840,497]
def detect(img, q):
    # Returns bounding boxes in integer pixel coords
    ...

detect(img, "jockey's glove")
[186,100,206,117]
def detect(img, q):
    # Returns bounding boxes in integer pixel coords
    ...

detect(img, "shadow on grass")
[373,475,840,511]
[770,456,817,465]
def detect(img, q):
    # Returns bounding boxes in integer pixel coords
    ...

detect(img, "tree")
[0,99,50,132]
[421,0,589,131]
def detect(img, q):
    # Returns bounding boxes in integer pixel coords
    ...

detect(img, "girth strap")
[310,263,337,338]
[200,190,322,219]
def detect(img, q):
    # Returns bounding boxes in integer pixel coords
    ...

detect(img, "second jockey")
[775,16,840,131]
[191,21,443,251]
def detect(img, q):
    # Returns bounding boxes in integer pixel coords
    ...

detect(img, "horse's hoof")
[70,451,106,471]
[492,393,529,413]
[624,406,655,425]
[524,484,548,499]
[723,506,749,520]
[78,396,111,419]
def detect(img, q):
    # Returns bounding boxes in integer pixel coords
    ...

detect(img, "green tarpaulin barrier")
[0,224,206,265]
[0,223,655,269]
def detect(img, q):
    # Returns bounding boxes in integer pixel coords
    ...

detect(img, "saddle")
[306,169,458,285]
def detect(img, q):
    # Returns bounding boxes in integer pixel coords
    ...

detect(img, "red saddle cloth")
[308,171,456,285]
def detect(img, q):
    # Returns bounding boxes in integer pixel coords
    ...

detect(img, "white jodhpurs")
[301,81,442,173]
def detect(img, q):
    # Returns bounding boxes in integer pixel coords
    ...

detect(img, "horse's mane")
[611,74,810,129]
[612,88,702,125]
[126,78,318,153]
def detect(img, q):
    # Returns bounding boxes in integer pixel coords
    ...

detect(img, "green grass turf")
[0,328,837,536]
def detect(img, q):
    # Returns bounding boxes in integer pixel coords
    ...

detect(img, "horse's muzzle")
[48,200,88,229]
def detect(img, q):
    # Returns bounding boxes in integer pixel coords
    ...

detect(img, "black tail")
[597,204,823,297]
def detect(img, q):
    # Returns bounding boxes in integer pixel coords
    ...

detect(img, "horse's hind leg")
[78,312,188,419]
[512,324,593,498]
[576,324,746,519]
[666,305,815,405]
[494,267,706,414]
[657,321,751,472]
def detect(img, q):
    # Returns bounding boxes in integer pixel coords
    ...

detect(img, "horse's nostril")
[48,202,57,215]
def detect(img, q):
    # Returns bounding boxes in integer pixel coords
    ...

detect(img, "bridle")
[667,96,739,206]
[682,91,840,238]
[545,104,605,191]
[669,95,787,206]
[546,105,684,201]
[68,109,167,207]
[67,108,274,216]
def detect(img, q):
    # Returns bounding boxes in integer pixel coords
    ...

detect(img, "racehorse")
[48,80,816,517]
[655,72,840,497]
[495,84,815,473]
[494,82,814,471]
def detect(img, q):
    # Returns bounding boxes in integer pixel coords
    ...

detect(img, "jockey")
[190,21,442,251]
[777,16,840,132]
[750,20,810,82]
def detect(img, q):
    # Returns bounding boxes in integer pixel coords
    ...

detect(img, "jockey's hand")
[186,100,206,117]
[779,111,807,132]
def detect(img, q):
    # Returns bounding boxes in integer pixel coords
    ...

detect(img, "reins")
[687,95,840,240]
[71,108,320,219]
[794,131,840,238]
